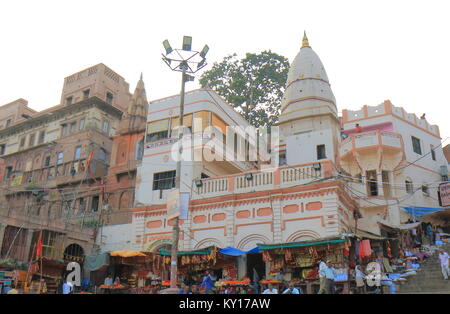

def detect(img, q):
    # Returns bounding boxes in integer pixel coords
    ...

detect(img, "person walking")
[439,249,450,280]
[426,224,434,245]
[324,261,336,294]
[318,260,327,294]
[355,265,366,294]
[200,270,215,294]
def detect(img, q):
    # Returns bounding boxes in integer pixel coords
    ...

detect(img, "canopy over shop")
[256,233,398,294]
[159,246,241,287]
[99,250,165,294]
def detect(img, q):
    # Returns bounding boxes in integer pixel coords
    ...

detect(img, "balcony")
[2,157,109,192]
[339,130,404,175]
[340,130,403,157]
[192,161,332,200]
[0,203,97,238]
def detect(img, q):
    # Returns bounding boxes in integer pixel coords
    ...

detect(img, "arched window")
[405,178,414,194]
[64,243,84,262]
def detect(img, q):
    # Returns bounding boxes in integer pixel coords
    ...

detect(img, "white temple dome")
[279,33,337,121]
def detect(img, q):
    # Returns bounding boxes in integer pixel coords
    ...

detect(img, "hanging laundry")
[343,243,350,257]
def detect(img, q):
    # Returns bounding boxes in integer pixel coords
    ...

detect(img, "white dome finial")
[302,31,310,48]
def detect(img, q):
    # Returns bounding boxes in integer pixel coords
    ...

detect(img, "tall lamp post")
[161,36,209,289]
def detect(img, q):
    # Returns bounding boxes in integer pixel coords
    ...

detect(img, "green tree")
[199,51,290,127]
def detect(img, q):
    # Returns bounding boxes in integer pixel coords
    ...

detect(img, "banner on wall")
[438,182,450,207]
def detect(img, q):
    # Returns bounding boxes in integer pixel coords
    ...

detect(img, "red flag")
[36,231,43,258]
[86,151,94,176]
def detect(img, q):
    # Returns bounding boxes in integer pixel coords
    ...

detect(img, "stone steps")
[397,244,450,294]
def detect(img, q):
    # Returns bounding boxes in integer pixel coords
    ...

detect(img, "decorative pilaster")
[226,204,235,247]
[271,196,283,243]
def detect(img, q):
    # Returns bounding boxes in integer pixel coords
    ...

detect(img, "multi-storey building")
[0,64,135,279]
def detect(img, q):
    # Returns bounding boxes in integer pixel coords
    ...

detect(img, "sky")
[1,0,449,139]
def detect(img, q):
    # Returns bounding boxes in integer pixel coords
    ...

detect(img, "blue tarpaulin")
[401,206,444,218]
[218,246,260,256]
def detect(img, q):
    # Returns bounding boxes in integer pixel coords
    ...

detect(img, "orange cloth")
[359,240,372,259]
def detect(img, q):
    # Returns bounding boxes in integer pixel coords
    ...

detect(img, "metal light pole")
[161,36,209,289]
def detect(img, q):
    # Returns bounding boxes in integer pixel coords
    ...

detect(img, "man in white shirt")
[438,250,450,280]
[262,283,278,294]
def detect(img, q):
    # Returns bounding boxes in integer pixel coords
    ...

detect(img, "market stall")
[159,246,239,293]
[24,257,68,294]
[101,250,165,294]
[257,237,350,294]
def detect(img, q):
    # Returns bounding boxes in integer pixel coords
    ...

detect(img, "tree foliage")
[199,51,290,127]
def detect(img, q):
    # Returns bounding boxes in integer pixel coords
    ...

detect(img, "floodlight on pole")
[163,40,173,55]
[160,36,209,291]
[182,36,192,51]
[200,44,209,58]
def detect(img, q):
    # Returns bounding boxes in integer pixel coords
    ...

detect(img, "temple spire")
[119,73,148,133]
[302,31,310,48]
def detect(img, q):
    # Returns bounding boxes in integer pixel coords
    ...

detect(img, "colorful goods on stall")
[99,284,125,289]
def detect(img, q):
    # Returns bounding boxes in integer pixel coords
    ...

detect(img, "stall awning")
[110,250,147,258]
[378,222,421,232]
[218,246,260,256]
[402,206,444,218]
[355,229,389,240]
[420,209,450,226]
[257,238,346,251]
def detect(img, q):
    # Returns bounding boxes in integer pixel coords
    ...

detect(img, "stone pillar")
[376,170,384,197]
[24,229,34,262]
[237,255,247,279]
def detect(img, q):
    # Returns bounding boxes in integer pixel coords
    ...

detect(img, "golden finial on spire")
[302,31,310,48]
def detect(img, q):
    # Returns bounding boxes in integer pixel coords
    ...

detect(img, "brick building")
[0,64,136,282]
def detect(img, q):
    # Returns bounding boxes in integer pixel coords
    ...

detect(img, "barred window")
[153,170,176,191]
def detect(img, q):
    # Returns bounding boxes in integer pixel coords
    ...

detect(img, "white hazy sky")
[1,0,449,138]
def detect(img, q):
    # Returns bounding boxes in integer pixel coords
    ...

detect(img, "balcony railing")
[2,158,109,191]
[192,161,331,200]
[339,130,403,156]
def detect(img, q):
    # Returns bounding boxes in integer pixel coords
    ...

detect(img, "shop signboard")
[438,182,450,207]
